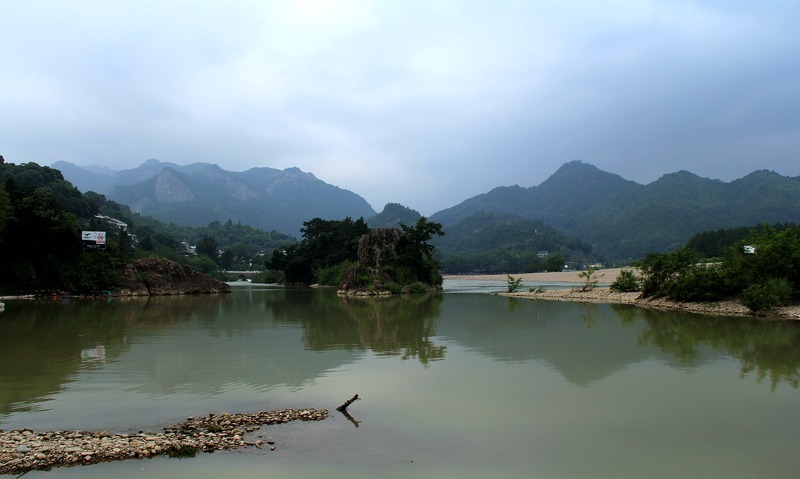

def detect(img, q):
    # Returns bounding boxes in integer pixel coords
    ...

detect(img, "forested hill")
[55,160,376,237]
[430,161,800,260]
[432,212,592,274]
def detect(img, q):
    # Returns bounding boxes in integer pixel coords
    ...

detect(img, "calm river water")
[2,281,800,478]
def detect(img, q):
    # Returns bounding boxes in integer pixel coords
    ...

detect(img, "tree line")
[611,223,800,311]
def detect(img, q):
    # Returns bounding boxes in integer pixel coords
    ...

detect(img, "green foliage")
[637,247,697,298]
[507,275,523,293]
[433,212,591,274]
[635,224,800,311]
[577,267,601,292]
[544,254,565,273]
[609,269,641,292]
[667,264,728,302]
[687,222,798,259]
[399,217,445,286]
[270,217,369,284]
[0,159,301,293]
[195,235,219,259]
[314,260,356,286]
[430,161,800,260]
[740,278,793,312]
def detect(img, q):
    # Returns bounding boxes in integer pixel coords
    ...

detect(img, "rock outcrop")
[338,228,441,296]
[114,258,231,296]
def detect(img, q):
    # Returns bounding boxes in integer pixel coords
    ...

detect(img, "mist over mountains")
[54,159,375,237]
[55,159,800,260]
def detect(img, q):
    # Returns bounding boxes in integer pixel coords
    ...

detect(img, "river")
[1,281,799,478]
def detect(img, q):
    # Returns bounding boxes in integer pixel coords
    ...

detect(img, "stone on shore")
[0,408,328,475]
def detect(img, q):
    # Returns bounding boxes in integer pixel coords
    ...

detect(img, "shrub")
[314,260,356,286]
[740,278,793,312]
[577,267,601,292]
[609,269,640,292]
[637,247,696,298]
[668,264,728,302]
[507,275,523,293]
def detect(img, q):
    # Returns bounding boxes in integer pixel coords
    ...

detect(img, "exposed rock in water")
[338,228,441,296]
[114,258,231,296]
[0,408,328,475]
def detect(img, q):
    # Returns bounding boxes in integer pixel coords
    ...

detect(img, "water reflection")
[618,305,800,389]
[2,289,799,424]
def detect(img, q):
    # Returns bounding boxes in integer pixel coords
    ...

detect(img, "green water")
[2,282,799,478]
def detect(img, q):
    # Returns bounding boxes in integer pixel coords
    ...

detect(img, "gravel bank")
[0,408,328,475]
[501,288,800,320]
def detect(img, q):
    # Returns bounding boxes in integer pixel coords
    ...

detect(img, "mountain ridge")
[55,159,800,259]
[54,159,376,237]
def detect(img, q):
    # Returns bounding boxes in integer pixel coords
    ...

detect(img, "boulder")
[114,258,231,296]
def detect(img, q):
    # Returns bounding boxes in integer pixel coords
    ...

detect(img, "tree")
[196,235,219,260]
[398,217,445,285]
[270,217,369,284]
[544,254,564,272]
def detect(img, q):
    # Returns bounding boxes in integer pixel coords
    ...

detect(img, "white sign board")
[82,231,106,248]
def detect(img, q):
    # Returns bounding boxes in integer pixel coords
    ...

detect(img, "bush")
[314,260,356,286]
[668,264,728,302]
[638,247,696,298]
[610,269,640,293]
[740,278,793,312]
[507,275,523,293]
[577,267,600,292]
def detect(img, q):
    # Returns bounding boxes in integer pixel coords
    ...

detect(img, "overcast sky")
[2,1,798,215]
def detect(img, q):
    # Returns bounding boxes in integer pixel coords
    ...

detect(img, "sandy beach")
[443,268,625,284]
[445,268,800,320]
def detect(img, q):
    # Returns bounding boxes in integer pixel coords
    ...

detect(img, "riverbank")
[0,408,327,475]
[445,269,800,320]
[444,268,625,284]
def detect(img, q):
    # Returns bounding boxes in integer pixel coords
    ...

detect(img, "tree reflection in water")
[258,288,446,365]
[611,303,800,390]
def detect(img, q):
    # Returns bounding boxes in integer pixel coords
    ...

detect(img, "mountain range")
[54,159,800,260]
[430,161,800,259]
[53,159,375,236]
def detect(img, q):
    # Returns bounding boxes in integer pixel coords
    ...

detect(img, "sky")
[2,0,799,215]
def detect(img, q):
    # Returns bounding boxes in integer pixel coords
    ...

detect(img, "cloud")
[2,0,798,215]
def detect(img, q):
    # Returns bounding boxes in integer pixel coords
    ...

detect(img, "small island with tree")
[268,216,444,295]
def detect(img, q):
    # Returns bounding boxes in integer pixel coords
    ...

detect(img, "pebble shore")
[0,408,328,475]
[501,288,800,320]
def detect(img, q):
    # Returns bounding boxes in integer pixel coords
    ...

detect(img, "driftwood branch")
[336,394,360,412]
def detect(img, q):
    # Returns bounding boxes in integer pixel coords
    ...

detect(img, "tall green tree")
[270,217,369,284]
[398,217,445,285]
[196,235,219,260]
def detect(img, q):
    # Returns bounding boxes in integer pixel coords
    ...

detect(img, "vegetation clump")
[576,266,601,292]
[270,216,445,294]
[609,269,641,292]
[507,275,523,293]
[636,224,800,312]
